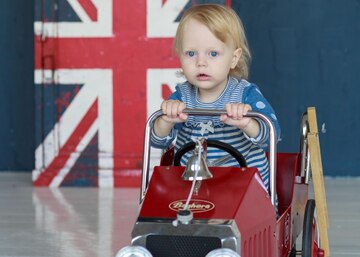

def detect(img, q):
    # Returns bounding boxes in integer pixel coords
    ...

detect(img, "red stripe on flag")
[78,0,98,21]
[162,84,172,100]
[33,100,98,186]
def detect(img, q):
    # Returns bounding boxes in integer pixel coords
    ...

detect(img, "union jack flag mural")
[33,0,230,187]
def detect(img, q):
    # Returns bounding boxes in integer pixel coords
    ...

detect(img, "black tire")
[302,199,316,257]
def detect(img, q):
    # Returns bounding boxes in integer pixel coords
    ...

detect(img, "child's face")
[179,18,240,101]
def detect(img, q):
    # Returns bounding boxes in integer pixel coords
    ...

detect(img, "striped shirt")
[151,77,281,189]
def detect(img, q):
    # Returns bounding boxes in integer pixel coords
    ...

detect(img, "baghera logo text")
[169,200,215,213]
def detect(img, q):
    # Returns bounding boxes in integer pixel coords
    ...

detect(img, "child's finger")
[225,103,233,117]
[170,102,181,118]
[242,104,252,115]
[236,104,244,119]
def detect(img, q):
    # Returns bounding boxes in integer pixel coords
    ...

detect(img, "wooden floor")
[0,172,359,257]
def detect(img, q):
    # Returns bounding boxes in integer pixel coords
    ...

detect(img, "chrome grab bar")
[300,111,311,184]
[140,108,278,207]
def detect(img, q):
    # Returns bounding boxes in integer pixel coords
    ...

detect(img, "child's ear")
[231,48,242,69]
[175,69,184,77]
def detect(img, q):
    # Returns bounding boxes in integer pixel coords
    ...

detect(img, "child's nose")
[196,54,207,67]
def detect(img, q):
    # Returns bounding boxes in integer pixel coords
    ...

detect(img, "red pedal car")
[117,109,325,257]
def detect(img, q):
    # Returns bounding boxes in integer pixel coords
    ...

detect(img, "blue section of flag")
[35,0,81,22]
[61,133,99,187]
[35,83,83,147]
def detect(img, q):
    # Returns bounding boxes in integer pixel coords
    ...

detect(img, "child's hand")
[160,100,188,124]
[220,103,253,129]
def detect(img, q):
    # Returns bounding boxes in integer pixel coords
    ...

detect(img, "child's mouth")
[197,73,210,80]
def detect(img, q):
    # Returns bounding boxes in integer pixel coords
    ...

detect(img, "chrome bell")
[181,139,213,181]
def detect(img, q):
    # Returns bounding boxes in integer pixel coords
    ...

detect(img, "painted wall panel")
[33,0,229,186]
[31,0,360,184]
[0,0,34,171]
[233,0,360,176]
[1,0,359,179]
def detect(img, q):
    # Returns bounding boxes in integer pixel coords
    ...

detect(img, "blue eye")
[210,51,218,57]
[186,51,196,57]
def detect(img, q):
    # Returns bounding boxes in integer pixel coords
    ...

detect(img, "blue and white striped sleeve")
[150,128,177,149]
[242,84,281,148]
[150,86,183,149]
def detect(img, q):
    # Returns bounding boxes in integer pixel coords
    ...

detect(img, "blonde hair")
[174,4,251,79]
